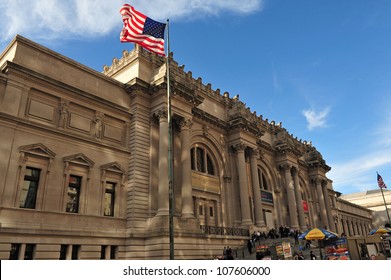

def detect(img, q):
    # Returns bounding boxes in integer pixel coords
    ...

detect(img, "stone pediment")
[63,153,95,167]
[19,143,56,158]
[100,161,125,174]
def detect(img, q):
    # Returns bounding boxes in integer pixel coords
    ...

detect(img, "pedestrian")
[310,251,316,260]
[305,240,311,250]
[247,239,253,254]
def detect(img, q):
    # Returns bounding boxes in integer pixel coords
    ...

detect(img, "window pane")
[104,193,114,216]
[66,175,81,213]
[104,183,115,216]
[101,245,107,259]
[110,246,117,259]
[190,148,195,170]
[60,245,68,260]
[66,186,80,213]
[71,245,80,260]
[20,168,40,209]
[196,148,205,172]
[20,181,39,208]
[262,175,268,191]
[24,244,35,260]
[206,154,215,175]
[9,244,20,260]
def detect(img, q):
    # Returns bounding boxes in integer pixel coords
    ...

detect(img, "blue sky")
[1,0,391,195]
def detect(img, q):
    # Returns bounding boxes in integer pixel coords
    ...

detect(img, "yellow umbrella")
[299,228,339,260]
[299,227,339,240]
[368,226,391,235]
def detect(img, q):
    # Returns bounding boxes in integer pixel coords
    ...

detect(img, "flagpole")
[166,18,174,260]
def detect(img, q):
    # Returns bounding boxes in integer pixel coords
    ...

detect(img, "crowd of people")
[250,225,303,245]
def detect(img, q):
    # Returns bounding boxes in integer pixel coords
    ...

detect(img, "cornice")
[192,107,228,130]
[172,80,204,107]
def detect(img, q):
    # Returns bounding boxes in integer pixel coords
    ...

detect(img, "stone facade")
[0,35,372,259]
[341,189,391,228]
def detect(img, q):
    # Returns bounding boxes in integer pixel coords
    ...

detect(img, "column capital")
[179,118,193,130]
[250,147,260,159]
[311,176,325,185]
[154,108,168,121]
[233,142,247,152]
[280,163,292,172]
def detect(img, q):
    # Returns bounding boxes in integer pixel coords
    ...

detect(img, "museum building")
[0,35,372,259]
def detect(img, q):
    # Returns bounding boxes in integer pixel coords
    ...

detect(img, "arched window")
[190,147,215,176]
[257,168,269,190]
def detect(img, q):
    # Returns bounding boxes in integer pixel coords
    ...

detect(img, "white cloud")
[0,0,263,43]
[328,151,391,194]
[328,104,391,194]
[302,107,330,130]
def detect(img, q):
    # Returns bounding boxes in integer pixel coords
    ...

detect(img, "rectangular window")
[199,205,203,215]
[209,206,214,217]
[20,167,41,209]
[24,244,35,260]
[59,244,68,260]
[110,246,117,259]
[9,243,21,260]
[71,245,80,260]
[100,245,107,259]
[66,176,81,213]
[104,182,115,216]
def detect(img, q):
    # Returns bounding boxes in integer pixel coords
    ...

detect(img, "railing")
[200,225,250,237]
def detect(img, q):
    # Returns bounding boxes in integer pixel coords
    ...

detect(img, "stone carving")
[92,112,105,139]
[59,102,69,128]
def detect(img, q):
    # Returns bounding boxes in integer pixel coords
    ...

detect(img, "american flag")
[377,173,387,189]
[120,4,166,56]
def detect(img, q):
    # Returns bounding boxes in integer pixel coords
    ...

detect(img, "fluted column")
[235,143,252,225]
[322,182,332,230]
[342,216,349,236]
[315,178,328,228]
[250,148,265,227]
[283,164,299,229]
[347,217,354,236]
[179,118,194,218]
[156,110,169,216]
[292,167,306,230]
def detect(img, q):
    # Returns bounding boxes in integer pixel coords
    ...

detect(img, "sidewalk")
[238,237,320,260]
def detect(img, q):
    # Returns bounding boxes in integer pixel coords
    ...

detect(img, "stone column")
[205,200,211,226]
[156,110,169,216]
[194,196,200,219]
[250,148,265,227]
[347,217,354,236]
[292,167,306,230]
[215,200,220,226]
[315,178,328,228]
[322,182,332,230]
[283,164,299,229]
[342,216,349,236]
[235,143,252,225]
[179,118,194,218]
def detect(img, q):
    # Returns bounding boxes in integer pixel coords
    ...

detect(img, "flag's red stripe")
[119,4,165,56]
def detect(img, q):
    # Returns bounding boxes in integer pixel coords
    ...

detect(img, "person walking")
[310,251,316,260]
[247,239,253,255]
